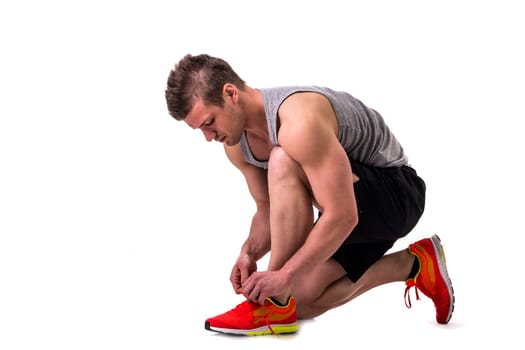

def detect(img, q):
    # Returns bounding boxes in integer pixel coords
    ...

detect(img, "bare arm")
[224,144,271,262]
[277,93,359,281]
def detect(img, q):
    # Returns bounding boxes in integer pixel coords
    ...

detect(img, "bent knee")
[268,147,294,176]
[268,147,308,184]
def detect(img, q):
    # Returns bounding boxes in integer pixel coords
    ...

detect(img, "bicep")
[307,140,356,218]
[279,118,357,219]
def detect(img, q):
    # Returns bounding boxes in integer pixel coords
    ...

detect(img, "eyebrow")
[197,115,213,129]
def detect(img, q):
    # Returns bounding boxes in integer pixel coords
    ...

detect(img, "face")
[184,89,245,146]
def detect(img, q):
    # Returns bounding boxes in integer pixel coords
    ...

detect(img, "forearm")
[282,211,357,280]
[240,208,271,262]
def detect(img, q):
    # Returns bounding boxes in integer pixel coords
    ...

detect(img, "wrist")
[280,266,295,288]
[240,243,264,262]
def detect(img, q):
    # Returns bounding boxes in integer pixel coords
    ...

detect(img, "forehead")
[184,99,211,129]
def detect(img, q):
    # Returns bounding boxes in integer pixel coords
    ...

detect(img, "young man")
[165,54,454,336]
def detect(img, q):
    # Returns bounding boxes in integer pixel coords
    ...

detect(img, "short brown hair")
[165,54,246,120]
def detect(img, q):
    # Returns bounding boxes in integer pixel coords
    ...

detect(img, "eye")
[204,118,214,127]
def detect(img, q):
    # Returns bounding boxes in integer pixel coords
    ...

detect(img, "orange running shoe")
[405,235,455,324]
[205,297,298,336]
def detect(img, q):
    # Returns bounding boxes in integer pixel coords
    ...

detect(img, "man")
[165,54,454,336]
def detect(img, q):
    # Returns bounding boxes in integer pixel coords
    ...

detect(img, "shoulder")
[277,92,338,142]
[279,92,334,121]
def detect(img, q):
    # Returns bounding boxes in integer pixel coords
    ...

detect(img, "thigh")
[332,241,395,282]
[347,161,426,243]
[328,161,426,282]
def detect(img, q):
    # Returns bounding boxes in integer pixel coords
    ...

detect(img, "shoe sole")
[430,234,455,324]
[205,321,298,336]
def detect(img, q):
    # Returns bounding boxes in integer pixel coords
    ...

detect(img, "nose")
[202,128,215,142]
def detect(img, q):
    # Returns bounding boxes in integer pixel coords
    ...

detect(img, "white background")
[1,1,524,349]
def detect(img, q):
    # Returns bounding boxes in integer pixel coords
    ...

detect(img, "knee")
[268,147,294,179]
[267,147,303,184]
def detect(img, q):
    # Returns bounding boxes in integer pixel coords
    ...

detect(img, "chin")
[227,138,240,147]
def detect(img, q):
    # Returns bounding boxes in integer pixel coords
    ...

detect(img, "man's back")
[240,86,408,169]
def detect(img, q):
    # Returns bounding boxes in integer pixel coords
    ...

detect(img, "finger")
[248,286,260,304]
[230,269,242,293]
[241,274,252,290]
[256,285,268,305]
[232,277,242,294]
[243,279,259,302]
[243,281,252,297]
[240,265,250,284]
[248,279,266,305]
[234,285,243,294]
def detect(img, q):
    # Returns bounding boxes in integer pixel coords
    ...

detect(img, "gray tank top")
[239,86,408,169]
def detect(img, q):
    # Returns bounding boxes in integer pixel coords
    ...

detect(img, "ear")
[223,83,239,103]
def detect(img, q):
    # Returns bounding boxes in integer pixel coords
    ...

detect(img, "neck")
[241,87,267,136]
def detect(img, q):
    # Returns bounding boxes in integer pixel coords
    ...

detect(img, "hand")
[230,254,257,294]
[242,270,291,305]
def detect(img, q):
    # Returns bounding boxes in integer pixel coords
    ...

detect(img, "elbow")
[320,209,358,240]
[339,208,358,238]
[320,211,359,235]
[342,215,358,236]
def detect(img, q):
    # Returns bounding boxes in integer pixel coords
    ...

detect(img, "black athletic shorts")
[325,160,426,282]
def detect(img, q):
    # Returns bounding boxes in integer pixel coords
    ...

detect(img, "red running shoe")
[205,297,298,335]
[405,235,455,324]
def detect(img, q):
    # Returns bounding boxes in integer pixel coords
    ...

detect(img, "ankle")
[407,253,420,280]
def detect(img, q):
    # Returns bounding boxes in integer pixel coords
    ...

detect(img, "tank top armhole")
[239,131,268,169]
